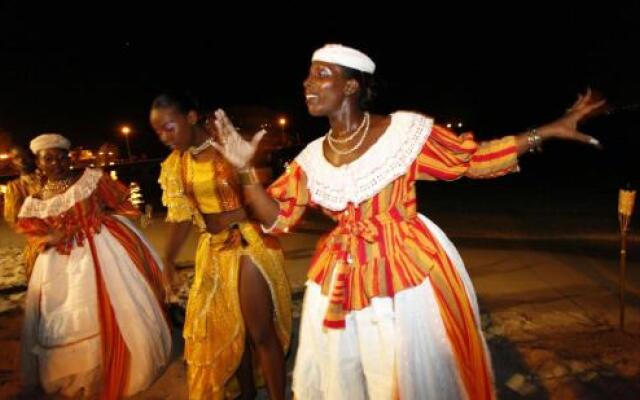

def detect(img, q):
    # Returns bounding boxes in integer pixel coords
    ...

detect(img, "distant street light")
[278,117,287,145]
[120,125,132,161]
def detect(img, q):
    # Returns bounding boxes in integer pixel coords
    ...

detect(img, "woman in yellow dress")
[3,146,44,277]
[151,93,292,400]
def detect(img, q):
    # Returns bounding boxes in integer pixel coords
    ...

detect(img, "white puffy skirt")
[292,215,488,400]
[21,216,171,397]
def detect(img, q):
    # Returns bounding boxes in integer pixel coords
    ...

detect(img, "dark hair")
[341,67,378,111]
[151,92,200,115]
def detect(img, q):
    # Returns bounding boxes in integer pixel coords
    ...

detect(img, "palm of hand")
[212,109,267,169]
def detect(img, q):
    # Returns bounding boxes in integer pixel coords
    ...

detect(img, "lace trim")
[18,168,103,219]
[296,111,433,211]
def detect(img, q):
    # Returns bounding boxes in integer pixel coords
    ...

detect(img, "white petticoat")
[21,216,171,397]
[292,214,489,400]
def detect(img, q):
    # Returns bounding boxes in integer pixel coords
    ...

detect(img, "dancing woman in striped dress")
[213,44,604,399]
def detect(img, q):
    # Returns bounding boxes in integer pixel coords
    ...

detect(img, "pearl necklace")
[325,112,371,156]
[327,112,370,144]
[189,138,215,155]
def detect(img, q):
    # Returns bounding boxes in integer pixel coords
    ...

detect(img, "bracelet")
[238,167,260,185]
[527,128,543,153]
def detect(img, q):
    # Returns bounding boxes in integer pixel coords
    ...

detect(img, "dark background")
[1,2,638,189]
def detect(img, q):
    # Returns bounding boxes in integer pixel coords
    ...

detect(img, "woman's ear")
[345,79,360,97]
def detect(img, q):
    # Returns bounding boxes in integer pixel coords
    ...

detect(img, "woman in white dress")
[16,133,171,398]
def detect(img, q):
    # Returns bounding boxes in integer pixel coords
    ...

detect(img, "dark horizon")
[1,2,639,181]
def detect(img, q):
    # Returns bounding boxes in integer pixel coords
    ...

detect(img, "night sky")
[1,2,639,176]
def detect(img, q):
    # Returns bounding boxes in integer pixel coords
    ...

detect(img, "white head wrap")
[312,44,375,74]
[30,133,71,154]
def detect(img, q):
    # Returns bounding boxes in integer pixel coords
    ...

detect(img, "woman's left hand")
[538,88,607,147]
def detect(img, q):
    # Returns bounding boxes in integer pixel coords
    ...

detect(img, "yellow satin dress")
[159,150,291,399]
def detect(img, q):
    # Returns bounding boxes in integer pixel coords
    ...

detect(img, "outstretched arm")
[417,89,607,181]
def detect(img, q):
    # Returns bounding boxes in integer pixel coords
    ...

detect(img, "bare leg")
[236,338,257,400]
[238,256,285,400]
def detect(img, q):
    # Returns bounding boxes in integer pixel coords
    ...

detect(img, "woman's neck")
[328,106,365,138]
[48,170,73,182]
[190,125,210,148]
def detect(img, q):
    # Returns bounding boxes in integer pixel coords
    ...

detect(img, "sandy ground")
[1,206,639,399]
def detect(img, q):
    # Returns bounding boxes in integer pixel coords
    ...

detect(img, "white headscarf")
[29,133,71,154]
[312,44,375,74]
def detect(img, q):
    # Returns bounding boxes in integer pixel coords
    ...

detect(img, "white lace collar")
[18,168,103,219]
[295,111,433,211]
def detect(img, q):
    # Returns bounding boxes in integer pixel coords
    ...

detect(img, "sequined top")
[159,150,242,229]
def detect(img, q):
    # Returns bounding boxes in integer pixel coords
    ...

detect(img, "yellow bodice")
[181,151,242,214]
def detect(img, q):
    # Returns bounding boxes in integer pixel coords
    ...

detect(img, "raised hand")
[211,109,268,170]
[540,88,607,147]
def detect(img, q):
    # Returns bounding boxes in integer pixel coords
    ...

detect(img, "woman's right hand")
[43,230,65,247]
[212,109,268,170]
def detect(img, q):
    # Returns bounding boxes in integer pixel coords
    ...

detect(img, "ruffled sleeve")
[263,161,311,234]
[159,151,205,230]
[97,173,140,218]
[15,211,54,255]
[415,124,519,180]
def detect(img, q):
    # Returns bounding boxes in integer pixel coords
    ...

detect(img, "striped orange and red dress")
[267,111,518,400]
